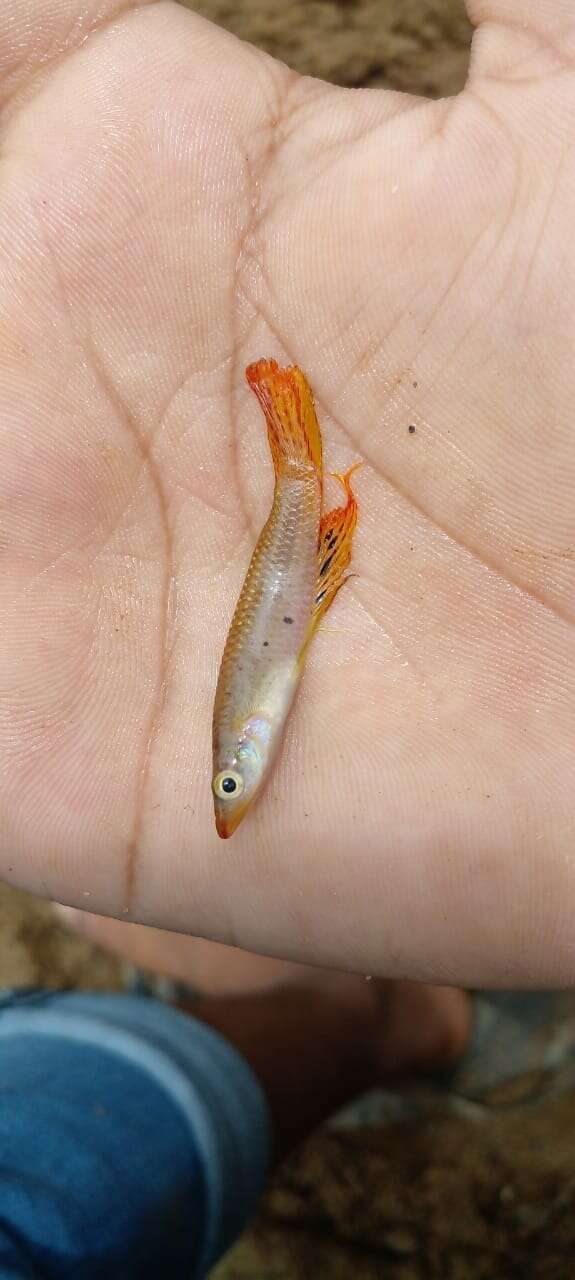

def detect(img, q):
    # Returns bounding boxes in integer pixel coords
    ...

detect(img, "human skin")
[0,0,574,986]
[185,976,468,1161]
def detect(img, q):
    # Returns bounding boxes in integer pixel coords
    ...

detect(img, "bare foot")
[373,979,471,1075]
[189,977,471,1159]
[55,906,471,1077]
[54,906,319,995]
[279,970,472,1077]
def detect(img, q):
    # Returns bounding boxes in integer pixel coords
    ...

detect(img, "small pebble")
[382,1227,418,1258]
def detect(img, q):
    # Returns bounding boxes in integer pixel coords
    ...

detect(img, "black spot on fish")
[408,424,416,434]
[320,553,334,578]
[263,640,269,646]
[283,615,293,624]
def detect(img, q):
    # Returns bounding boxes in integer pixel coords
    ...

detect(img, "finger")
[466,1,575,82]
[0,0,157,112]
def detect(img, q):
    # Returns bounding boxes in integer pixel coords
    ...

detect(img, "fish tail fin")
[312,462,362,626]
[246,358,323,478]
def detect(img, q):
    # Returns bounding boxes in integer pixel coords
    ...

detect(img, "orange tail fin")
[246,359,323,478]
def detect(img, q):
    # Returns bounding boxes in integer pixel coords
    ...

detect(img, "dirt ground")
[185,0,472,97]
[3,2,574,1278]
[213,1090,575,1280]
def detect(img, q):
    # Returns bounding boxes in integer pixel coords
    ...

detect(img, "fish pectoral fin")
[312,463,361,627]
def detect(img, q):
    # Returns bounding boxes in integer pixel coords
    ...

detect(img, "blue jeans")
[0,989,270,1278]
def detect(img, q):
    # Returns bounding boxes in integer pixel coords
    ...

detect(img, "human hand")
[1,0,574,984]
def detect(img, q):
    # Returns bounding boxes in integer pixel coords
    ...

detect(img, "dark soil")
[214,1093,575,1278]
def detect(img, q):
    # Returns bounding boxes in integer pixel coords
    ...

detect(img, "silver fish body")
[212,463,321,838]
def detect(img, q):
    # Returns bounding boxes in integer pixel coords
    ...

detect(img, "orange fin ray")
[246,358,322,477]
[313,463,362,625]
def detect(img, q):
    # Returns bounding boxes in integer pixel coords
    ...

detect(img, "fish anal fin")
[313,463,361,626]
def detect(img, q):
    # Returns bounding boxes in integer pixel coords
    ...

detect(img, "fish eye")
[212,769,244,801]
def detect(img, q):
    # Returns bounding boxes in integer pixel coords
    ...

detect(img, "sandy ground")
[3,2,574,1277]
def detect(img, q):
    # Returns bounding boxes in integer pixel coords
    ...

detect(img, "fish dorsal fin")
[246,359,323,477]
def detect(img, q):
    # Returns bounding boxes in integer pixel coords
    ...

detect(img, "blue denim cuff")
[0,990,271,1277]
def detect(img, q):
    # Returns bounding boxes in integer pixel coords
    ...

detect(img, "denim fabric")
[0,990,270,1279]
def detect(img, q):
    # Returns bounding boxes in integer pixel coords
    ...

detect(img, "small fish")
[212,358,360,838]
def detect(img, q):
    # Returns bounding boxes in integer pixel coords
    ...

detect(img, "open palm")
[1,0,574,984]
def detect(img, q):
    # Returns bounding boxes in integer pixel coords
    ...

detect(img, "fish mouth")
[215,801,249,840]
